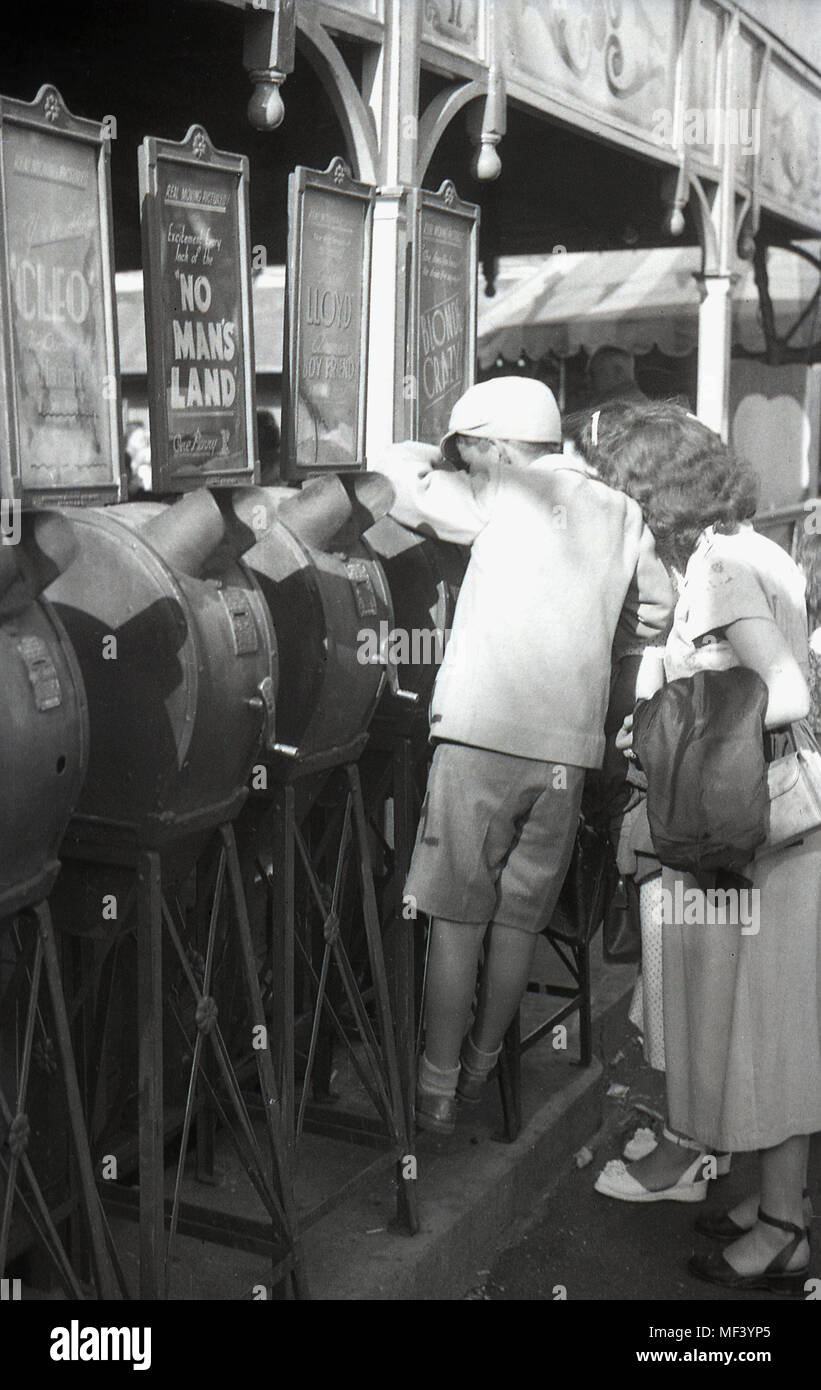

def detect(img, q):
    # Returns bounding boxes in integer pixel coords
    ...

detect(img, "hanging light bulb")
[668,205,686,237]
[468,65,506,182]
[247,71,286,130]
[473,139,502,182]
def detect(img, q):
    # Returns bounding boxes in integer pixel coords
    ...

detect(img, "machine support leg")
[578,943,593,1067]
[271,785,296,1147]
[36,903,118,1300]
[194,856,218,1184]
[137,851,165,1300]
[220,824,306,1299]
[387,736,417,1141]
[498,1013,523,1144]
[347,764,418,1234]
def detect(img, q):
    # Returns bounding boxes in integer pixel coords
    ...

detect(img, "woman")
[587,401,819,1292]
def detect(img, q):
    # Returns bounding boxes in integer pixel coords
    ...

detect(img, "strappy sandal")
[594,1147,711,1203]
[622,1126,658,1161]
[620,1125,732,1174]
[688,1208,810,1293]
[695,1188,813,1243]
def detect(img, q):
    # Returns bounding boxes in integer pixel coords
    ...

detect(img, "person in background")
[125,421,152,497]
[586,346,647,410]
[373,377,673,1134]
[256,410,282,486]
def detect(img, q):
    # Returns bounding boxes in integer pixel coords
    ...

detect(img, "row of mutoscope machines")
[0,88,467,1299]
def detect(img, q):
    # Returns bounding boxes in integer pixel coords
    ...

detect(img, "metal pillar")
[694,9,742,440]
[696,271,736,438]
[364,0,423,456]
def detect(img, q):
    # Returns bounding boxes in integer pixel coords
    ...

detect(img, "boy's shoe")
[456,1035,501,1105]
[415,1087,456,1135]
[456,1071,486,1104]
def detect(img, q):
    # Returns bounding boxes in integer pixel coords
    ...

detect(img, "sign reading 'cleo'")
[0,85,123,503]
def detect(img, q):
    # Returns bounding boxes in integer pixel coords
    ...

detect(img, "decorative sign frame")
[408,180,479,446]
[139,124,258,491]
[282,157,375,479]
[0,84,124,506]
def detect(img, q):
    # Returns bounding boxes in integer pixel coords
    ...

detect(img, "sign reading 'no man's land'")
[410,181,478,447]
[139,125,257,491]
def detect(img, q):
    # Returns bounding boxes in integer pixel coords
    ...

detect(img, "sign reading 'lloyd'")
[139,125,257,491]
[0,85,124,505]
[283,158,374,478]
[410,182,478,447]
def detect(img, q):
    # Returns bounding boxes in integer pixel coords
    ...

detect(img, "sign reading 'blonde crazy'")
[410,182,478,447]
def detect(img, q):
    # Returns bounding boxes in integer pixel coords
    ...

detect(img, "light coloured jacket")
[374,442,673,768]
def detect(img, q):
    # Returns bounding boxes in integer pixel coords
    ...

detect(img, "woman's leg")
[637,874,666,1070]
[719,1136,810,1273]
[620,1131,707,1189]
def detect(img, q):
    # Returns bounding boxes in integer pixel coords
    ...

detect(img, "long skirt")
[662,827,821,1152]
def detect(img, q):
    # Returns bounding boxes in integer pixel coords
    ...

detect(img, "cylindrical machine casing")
[362,515,468,721]
[0,592,88,916]
[237,487,392,776]
[45,502,277,858]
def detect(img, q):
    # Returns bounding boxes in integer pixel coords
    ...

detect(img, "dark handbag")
[602,874,641,964]
[632,667,769,876]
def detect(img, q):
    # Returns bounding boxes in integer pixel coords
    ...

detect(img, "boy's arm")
[373,441,498,545]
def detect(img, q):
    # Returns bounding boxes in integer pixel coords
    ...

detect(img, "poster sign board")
[0,85,124,505]
[409,181,478,446]
[282,157,374,478]
[139,124,257,491]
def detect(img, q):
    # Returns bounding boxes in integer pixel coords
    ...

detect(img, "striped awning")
[478,244,821,365]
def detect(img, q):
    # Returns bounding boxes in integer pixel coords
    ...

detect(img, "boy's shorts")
[404,741,585,935]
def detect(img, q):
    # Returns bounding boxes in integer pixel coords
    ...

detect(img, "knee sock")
[471,921,538,1055]
[417,1054,460,1097]
[460,1032,502,1080]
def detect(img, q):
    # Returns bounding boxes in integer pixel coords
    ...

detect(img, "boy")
[375,376,673,1131]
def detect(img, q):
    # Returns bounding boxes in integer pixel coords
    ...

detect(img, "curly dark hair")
[574,400,759,571]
